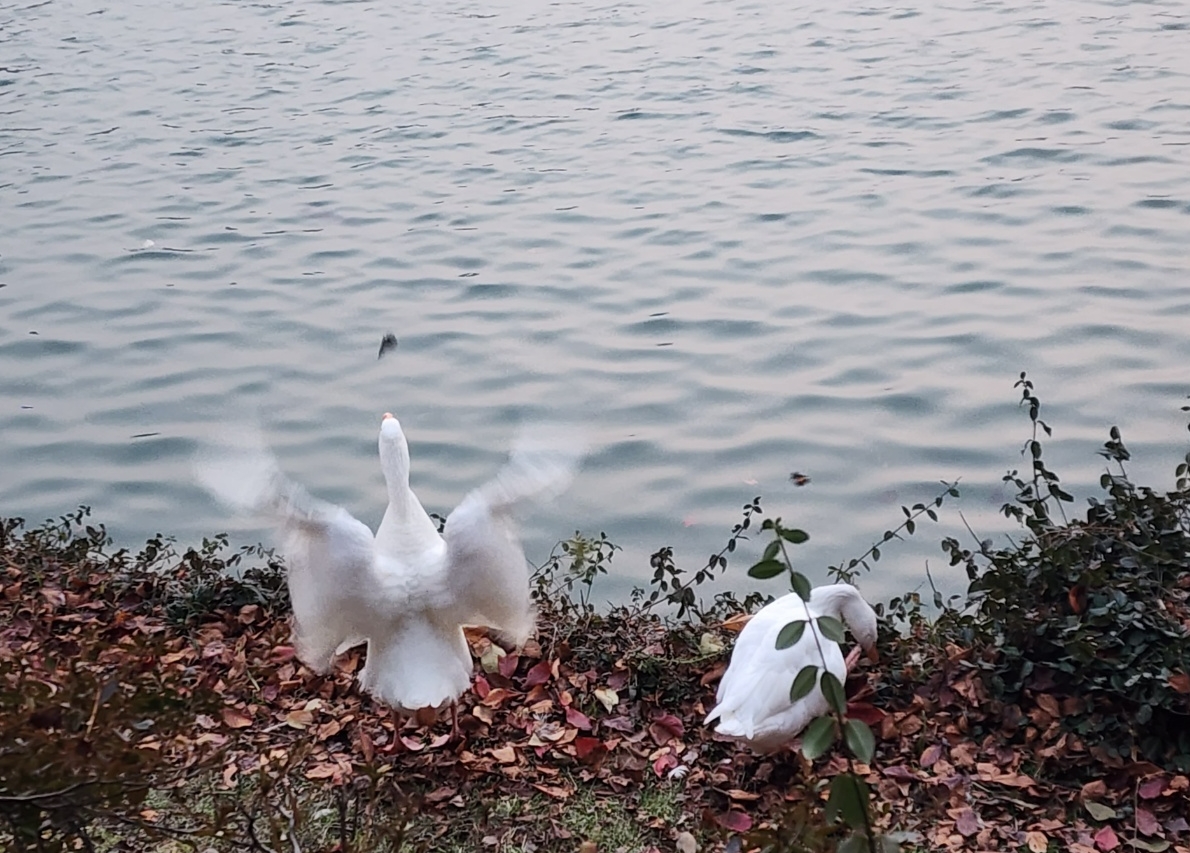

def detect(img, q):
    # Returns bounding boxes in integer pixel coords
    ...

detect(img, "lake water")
[3,0,1189,607]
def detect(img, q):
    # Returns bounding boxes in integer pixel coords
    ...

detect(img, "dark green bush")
[939,375,1190,767]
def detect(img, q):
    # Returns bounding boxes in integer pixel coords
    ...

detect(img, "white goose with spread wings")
[197,413,580,713]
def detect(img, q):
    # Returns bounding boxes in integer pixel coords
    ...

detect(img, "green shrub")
[940,375,1190,767]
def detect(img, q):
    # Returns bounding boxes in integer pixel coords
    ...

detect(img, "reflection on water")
[1,0,1189,604]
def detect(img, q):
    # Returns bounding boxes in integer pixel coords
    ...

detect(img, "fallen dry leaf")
[1136,807,1162,837]
[305,763,338,780]
[1094,825,1120,852]
[1026,831,1049,853]
[594,687,618,712]
[221,707,252,729]
[714,810,752,832]
[954,807,980,837]
[284,709,314,729]
[490,745,517,764]
[565,706,592,729]
[649,712,685,745]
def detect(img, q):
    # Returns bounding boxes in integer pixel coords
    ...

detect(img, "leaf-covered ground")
[2,513,1188,853]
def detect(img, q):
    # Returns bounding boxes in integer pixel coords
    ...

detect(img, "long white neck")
[375,422,443,557]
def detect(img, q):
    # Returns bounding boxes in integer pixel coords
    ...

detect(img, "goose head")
[811,584,879,663]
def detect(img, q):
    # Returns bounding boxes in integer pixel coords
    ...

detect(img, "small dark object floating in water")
[131,432,160,439]
[790,472,811,487]
[378,332,398,359]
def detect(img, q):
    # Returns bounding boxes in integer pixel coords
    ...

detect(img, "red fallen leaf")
[1094,825,1119,852]
[920,743,943,768]
[574,737,608,762]
[846,701,887,726]
[1139,776,1166,799]
[649,712,685,745]
[221,707,253,729]
[474,674,491,699]
[714,811,753,833]
[1169,672,1190,694]
[884,766,919,782]
[498,653,520,678]
[565,706,592,730]
[652,752,678,777]
[607,670,630,690]
[524,660,552,687]
[359,728,375,764]
[1136,807,1162,837]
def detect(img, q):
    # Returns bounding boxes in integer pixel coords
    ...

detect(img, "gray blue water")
[3,0,1189,604]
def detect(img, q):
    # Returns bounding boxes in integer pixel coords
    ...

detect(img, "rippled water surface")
[3,0,1189,603]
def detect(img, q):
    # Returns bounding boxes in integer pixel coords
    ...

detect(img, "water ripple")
[2,0,1189,604]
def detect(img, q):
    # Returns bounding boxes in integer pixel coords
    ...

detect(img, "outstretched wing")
[194,424,378,672]
[442,424,585,644]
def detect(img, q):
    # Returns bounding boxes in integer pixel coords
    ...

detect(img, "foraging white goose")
[196,413,581,716]
[705,585,878,752]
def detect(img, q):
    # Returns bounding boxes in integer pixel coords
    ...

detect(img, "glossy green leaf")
[817,614,846,643]
[826,773,869,830]
[790,571,812,601]
[789,664,818,701]
[844,718,876,764]
[762,540,780,561]
[775,619,807,650]
[800,714,836,760]
[821,670,847,716]
[780,528,809,544]
[747,559,784,580]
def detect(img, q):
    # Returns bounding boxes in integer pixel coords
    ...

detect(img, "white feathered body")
[197,416,579,713]
[705,585,877,753]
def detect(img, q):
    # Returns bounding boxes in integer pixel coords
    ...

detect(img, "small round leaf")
[747,559,785,580]
[844,718,876,764]
[817,614,846,643]
[775,619,807,650]
[801,714,836,760]
[790,664,818,701]
[790,571,812,601]
[821,670,846,716]
[826,773,870,830]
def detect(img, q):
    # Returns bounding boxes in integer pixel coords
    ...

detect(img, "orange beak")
[865,646,880,665]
